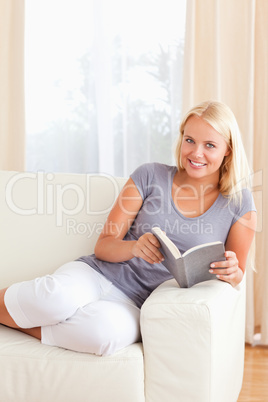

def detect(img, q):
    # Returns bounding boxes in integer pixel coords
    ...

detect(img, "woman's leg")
[0,288,41,339]
[0,287,18,328]
[1,262,110,330]
[42,298,141,356]
[1,262,141,355]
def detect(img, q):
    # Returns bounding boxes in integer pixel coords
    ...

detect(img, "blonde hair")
[175,100,251,204]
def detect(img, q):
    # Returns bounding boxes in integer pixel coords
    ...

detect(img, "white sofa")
[0,170,245,402]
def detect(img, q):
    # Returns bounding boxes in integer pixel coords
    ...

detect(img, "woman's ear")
[225,147,231,157]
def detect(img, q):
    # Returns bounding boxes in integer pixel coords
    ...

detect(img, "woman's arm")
[94,178,163,264]
[209,210,257,286]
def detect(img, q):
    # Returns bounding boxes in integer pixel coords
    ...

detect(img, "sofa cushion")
[0,325,145,402]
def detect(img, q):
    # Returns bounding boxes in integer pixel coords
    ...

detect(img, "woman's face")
[180,115,230,181]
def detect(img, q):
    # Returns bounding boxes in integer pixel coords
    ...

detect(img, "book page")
[182,241,222,257]
[152,227,181,259]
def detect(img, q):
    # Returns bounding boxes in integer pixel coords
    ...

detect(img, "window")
[25,0,186,176]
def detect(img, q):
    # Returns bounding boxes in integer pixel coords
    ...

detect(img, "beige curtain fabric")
[0,0,25,171]
[182,0,268,345]
[253,0,268,344]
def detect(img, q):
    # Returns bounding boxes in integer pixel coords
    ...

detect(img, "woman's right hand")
[132,233,164,264]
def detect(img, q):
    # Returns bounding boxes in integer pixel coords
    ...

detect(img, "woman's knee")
[33,275,78,320]
[12,275,81,326]
[44,301,141,356]
[84,301,141,354]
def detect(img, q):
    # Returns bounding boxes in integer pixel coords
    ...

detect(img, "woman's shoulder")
[130,163,177,198]
[131,162,176,180]
[231,187,255,208]
[218,187,256,220]
[240,187,256,213]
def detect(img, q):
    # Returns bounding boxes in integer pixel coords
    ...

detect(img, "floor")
[237,344,268,402]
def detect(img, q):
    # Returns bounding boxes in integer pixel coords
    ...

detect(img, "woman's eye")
[186,138,194,144]
[206,143,215,148]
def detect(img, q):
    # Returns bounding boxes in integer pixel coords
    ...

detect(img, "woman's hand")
[132,233,164,264]
[209,250,244,287]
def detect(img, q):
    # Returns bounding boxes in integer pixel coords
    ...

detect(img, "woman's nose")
[192,145,204,158]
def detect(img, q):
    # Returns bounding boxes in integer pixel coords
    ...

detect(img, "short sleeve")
[130,163,156,200]
[231,188,256,224]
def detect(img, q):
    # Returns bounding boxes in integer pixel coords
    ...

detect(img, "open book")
[152,227,226,288]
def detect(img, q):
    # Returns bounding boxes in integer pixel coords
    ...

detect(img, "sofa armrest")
[140,278,245,402]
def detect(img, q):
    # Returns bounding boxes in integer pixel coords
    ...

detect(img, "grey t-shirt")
[78,163,256,308]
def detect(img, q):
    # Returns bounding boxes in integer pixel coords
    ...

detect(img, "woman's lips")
[189,159,207,167]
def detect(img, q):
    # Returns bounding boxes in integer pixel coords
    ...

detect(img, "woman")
[0,100,257,356]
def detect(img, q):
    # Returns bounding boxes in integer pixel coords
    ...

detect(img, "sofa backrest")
[0,171,127,287]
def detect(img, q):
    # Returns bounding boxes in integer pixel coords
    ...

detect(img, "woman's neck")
[172,170,220,217]
[173,170,220,198]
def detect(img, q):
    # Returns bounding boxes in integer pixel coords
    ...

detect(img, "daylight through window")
[25,0,186,176]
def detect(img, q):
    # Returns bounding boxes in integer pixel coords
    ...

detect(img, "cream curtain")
[0,0,25,171]
[182,0,268,345]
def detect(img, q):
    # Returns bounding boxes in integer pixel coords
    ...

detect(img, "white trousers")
[4,261,141,356]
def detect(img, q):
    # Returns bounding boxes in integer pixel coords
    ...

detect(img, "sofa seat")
[0,325,144,402]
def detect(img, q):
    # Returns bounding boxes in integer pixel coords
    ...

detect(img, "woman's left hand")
[209,250,244,287]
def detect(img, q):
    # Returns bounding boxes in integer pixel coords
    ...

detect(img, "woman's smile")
[188,159,207,168]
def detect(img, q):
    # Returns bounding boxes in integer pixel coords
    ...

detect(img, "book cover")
[152,227,226,288]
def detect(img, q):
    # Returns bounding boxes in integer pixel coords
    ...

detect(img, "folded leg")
[42,299,141,356]
[3,261,112,328]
